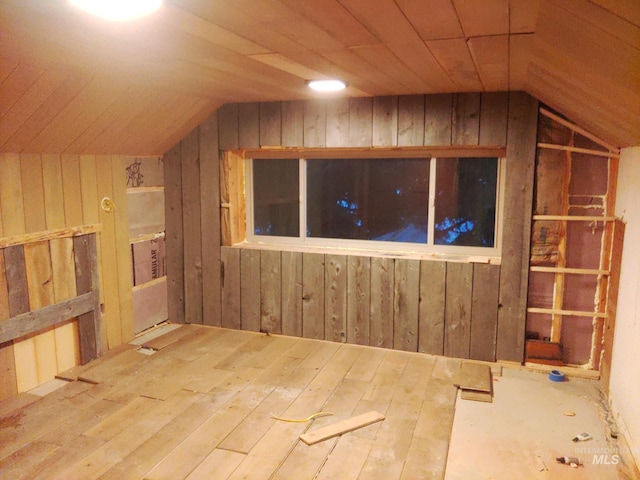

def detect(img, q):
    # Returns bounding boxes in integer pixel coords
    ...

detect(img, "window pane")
[307,158,429,243]
[434,157,497,247]
[253,159,299,236]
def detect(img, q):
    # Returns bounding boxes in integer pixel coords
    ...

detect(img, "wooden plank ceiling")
[0,0,638,155]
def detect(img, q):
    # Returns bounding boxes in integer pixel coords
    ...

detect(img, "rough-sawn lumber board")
[299,411,385,445]
[453,361,492,393]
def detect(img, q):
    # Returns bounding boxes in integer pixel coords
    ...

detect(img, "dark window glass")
[307,158,429,243]
[253,159,299,236]
[434,157,498,247]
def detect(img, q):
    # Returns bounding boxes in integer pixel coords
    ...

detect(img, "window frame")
[245,148,506,259]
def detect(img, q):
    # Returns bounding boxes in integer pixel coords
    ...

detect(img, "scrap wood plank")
[299,411,385,445]
[453,361,492,393]
[460,389,493,403]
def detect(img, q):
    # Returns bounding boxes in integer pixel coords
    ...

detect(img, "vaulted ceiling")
[1,0,638,154]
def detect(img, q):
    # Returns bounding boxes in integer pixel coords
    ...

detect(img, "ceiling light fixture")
[307,79,347,92]
[69,0,163,22]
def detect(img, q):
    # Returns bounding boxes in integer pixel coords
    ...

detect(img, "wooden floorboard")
[0,325,461,480]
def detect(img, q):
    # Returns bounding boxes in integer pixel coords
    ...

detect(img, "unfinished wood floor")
[0,325,461,480]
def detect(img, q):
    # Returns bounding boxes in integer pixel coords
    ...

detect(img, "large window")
[248,155,502,255]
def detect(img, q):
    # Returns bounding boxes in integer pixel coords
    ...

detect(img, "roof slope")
[1,0,638,154]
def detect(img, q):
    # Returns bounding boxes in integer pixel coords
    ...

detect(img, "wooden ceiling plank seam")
[467,35,510,91]
[122,95,213,154]
[160,5,272,56]
[394,0,464,41]
[452,0,510,38]
[155,101,222,156]
[140,97,213,156]
[336,0,426,46]
[64,84,140,154]
[169,0,314,56]
[385,42,459,93]
[309,49,398,95]
[588,0,640,29]
[0,67,69,148]
[0,63,47,119]
[109,94,187,155]
[2,72,92,154]
[85,89,162,154]
[349,45,429,93]
[508,33,534,91]
[25,77,129,154]
[63,85,149,154]
[425,38,484,91]
[223,0,350,52]
[248,47,369,93]
[96,20,310,94]
[277,0,379,47]
[0,56,20,85]
[508,0,542,34]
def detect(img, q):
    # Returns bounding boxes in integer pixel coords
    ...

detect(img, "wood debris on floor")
[300,411,385,445]
[453,361,493,403]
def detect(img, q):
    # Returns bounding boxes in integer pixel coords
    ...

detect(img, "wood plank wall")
[164,92,538,363]
[163,115,221,326]
[0,154,134,398]
[221,248,504,359]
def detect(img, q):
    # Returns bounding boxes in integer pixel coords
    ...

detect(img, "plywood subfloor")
[0,325,461,480]
[446,369,630,479]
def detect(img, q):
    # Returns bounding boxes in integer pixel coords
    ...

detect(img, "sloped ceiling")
[0,0,638,155]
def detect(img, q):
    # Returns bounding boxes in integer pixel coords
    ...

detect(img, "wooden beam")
[0,224,101,248]
[0,292,95,344]
[242,146,506,159]
[527,307,606,318]
[550,148,571,343]
[539,108,619,153]
[74,234,102,361]
[532,215,615,222]
[537,143,620,158]
[530,266,609,275]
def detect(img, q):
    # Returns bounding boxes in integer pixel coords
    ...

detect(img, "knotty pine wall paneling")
[162,92,538,363]
[0,153,134,397]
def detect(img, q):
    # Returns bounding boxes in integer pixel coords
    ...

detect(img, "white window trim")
[245,155,506,260]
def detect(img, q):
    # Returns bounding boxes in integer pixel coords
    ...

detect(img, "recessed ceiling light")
[69,0,163,22]
[308,80,347,92]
